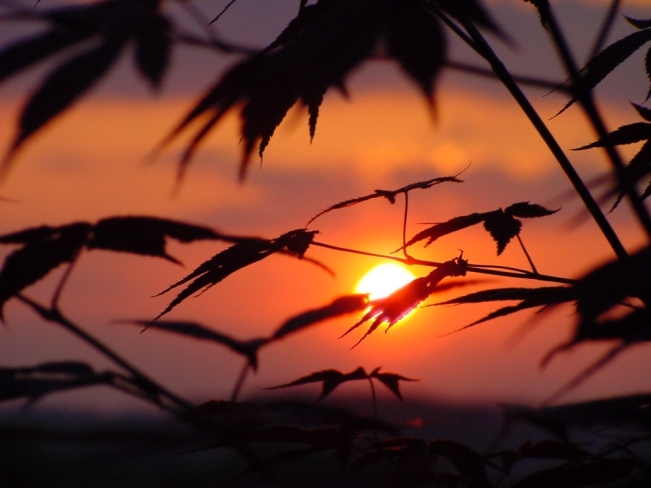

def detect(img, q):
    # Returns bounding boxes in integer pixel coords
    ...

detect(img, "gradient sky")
[1,0,651,414]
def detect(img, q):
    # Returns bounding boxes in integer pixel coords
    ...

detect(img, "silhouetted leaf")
[133,12,172,88]
[505,202,559,219]
[404,202,557,255]
[153,229,317,320]
[162,0,448,180]
[265,367,369,400]
[385,1,446,102]
[0,216,222,318]
[539,248,651,399]
[438,286,574,333]
[369,367,418,400]
[122,320,266,369]
[403,213,486,249]
[342,255,468,347]
[483,210,522,254]
[558,27,651,114]
[634,101,651,121]
[575,104,651,207]
[272,294,369,341]
[5,40,125,163]
[0,223,91,319]
[575,121,651,150]
[574,246,651,324]
[0,29,95,83]
[88,216,220,264]
[307,176,461,225]
[0,361,109,403]
[522,0,551,28]
[0,0,175,175]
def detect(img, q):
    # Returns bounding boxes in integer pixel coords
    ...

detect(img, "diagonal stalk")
[17,293,194,413]
[311,240,576,285]
[516,234,538,275]
[543,6,651,241]
[450,16,628,261]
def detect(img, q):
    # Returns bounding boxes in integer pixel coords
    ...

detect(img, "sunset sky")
[1,0,651,415]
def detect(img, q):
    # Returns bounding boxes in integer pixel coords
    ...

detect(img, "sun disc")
[355,262,416,300]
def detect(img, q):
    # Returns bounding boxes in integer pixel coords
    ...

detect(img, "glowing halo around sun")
[354,262,416,301]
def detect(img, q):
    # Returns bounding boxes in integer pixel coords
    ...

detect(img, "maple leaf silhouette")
[558,16,651,115]
[341,255,468,347]
[121,320,267,369]
[266,367,369,400]
[266,366,417,401]
[402,202,558,255]
[160,0,457,181]
[575,103,651,208]
[153,229,317,320]
[437,286,575,333]
[123,294,367,371]
[368,367,419,400]
[0,0,173,176]
[540,247,651,402]
[271,294,369,341]
[0,216,221,319]
[0,361,112,404]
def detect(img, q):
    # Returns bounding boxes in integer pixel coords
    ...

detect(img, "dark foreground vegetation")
[3,0,651,486]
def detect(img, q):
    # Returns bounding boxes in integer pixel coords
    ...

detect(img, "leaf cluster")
[0,361,108,404]
[160,0,501,180]
[125,294,369,370]
[342,254,468,347]
[559,16,651,115]
[266,366,418,401]
[402,202,558,255]
[576,103,651,207]
[152,228,319,320]
[0,360,156,406]
[0,0,173,173]
[0,216,220,319]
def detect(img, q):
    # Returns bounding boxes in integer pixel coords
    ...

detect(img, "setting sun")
[354,262,416,300]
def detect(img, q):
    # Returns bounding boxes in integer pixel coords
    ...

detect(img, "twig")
[311,240,576,285]
[16,294,194,414]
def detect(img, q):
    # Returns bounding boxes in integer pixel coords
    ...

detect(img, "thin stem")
[51,255,80,309]
[16,294,194,413]
[367,377,378,441]
[401,192,410,259]
[516,234,538,275]
[311,240,576,285]
[230,362,251,402]
[450,16,629,261]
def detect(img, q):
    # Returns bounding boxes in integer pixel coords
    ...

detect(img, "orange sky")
[1,0,651,413]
